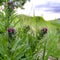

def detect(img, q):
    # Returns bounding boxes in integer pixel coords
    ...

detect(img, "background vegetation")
[0,0,60,60]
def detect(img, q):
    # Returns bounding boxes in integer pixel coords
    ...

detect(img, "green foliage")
[0,0,6,3]
[0,0,60,59]
[0,12,60,60]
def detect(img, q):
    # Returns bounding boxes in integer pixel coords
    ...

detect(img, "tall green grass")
[0,12,60,60]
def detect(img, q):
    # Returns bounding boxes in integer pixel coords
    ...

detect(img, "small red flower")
[7,28,12,33]
[41,28,48,34]
[7,27,16,38]
[7,28,16,33]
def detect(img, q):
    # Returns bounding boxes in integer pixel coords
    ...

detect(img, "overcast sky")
[16,0,60,20]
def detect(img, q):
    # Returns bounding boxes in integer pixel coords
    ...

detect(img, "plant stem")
[42,40,47,60]
[56,58,58,60]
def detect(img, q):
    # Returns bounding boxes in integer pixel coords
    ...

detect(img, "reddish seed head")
[7,28,15,33]
[7,28,12,33]
[41,28,48,34]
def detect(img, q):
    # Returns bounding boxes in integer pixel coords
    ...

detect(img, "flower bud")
[41,28,48,34]
[7,27,16,38]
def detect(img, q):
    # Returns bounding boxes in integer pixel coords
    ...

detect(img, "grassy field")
[0,14,60,60]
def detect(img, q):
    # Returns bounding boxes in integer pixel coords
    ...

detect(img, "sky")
[16,0,60,20]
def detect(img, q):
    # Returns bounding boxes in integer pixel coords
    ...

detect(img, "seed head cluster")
[7,28,15,34]
[7,27,16,38]
[41,28,48,34]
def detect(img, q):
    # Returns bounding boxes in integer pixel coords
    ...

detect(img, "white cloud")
[16,0,60,21]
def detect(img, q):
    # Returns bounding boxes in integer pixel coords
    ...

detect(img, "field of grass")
[0,14,60,60]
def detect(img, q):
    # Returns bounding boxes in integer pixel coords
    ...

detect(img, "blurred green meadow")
[0,14,60,60]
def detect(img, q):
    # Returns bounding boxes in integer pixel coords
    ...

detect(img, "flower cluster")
[36,28,48,40]
[7,27,16,38]
[41,28,48,34]
[7,1,15,12]
[7,28,15,33]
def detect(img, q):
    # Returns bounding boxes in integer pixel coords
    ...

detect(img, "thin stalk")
[5,1,13,59]
[56,58,58,60]
[42,40,47,60]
